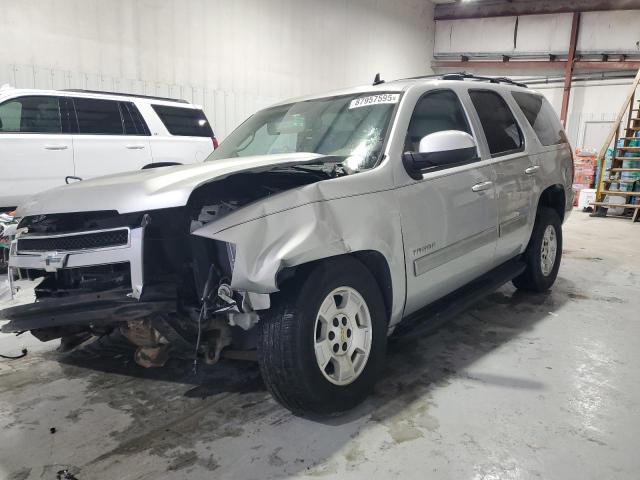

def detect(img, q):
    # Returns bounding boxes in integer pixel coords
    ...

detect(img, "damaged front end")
[1,167,330,366]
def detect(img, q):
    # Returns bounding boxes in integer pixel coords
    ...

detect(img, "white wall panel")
[435,17,516,54]
[436,13,573,55]
[0,0,435,139]
[578,10,640,52]
[436,11,640,56]
[514,14,572,54]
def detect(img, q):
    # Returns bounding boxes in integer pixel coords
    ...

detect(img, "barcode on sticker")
[349,94,400,109]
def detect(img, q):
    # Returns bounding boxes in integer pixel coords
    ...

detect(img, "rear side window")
[74,98,124,134]
[120,102,150,135]
[0,96,61,133]
[152,105,213,137]
[512,92,566,146]
[469,90,523,157]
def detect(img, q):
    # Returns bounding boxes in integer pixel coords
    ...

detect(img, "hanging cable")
[192,264,217,375]
[0,348,27,359]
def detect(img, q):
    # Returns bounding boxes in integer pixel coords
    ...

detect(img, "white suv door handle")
[525,165,540,175]
[471,181,493,192]
[125,144,145,150]
[44,144,68,150]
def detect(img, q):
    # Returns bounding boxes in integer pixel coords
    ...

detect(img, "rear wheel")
[513,207,562,292]
[258,257,387,416]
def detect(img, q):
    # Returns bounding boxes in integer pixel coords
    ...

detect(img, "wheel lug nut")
[342,318,347,326]
[333,344,339,353]
[347,329,351,338]
[328,331,335,340]
[333,318,339,327]
[342,343,347,351]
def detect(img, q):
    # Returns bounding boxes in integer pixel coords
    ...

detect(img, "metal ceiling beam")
[432,60,640,72]
[434,0,640,20]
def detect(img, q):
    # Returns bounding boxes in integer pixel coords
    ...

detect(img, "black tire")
[513,207,562,292]
[258,256,387,416]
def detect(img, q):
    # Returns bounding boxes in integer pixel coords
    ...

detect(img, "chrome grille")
[17,229,129,253]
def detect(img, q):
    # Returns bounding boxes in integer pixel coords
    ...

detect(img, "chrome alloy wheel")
[540,224,558,276]
[313,286,372,386]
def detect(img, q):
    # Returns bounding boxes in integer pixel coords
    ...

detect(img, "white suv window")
[73,98,124,134]
[151,105,214,137]
[469,90,524,157]
[0,96,61,133]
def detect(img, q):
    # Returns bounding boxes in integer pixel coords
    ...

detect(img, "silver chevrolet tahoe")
[2,74,573,415]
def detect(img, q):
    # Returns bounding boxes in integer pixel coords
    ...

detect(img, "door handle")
[125,144,145,150]
[525,165,540,175]
[44,144,68,150]
[471,181,493,192]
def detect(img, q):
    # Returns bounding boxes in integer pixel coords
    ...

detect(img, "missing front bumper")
[0,286,176,333]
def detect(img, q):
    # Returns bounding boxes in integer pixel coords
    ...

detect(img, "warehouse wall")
[433,10,640,151]
[0,0,435,139]
[434,10,640,57]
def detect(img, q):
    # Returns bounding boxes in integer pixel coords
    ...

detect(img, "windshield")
[207,92,401,173]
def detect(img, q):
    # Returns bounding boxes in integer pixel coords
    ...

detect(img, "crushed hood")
[17,153,331,216]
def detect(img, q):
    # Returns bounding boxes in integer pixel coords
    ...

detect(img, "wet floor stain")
[167,450,198,471]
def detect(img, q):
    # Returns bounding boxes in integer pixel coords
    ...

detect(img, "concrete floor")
[0,210,639,480]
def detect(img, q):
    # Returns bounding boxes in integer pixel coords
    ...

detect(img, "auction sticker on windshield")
[349,94,400,109]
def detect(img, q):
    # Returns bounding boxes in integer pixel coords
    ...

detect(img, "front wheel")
[258,257,387,416]
[513,207,562,292]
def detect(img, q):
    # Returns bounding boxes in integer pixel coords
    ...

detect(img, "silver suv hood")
[17,153,329,216]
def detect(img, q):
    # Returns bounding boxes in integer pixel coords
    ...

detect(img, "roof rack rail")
[400,73,453,81]
[440,73,528,88]
[61,89,189,103]
[397,72,528,88]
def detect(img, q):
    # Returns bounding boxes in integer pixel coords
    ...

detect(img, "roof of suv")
[271,73,533,107]
[0,86,200,108]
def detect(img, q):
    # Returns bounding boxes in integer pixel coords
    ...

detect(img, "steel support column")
[560,12,581,127]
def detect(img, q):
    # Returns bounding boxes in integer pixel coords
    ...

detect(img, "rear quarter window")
[151,105,213,137]
[468,89,524,157]
[512,92,567,146]
[120,102,150,135]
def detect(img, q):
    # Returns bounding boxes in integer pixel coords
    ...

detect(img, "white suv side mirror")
[403,130,478,180]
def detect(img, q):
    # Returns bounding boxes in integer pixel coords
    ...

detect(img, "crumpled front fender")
[192,191,406,326]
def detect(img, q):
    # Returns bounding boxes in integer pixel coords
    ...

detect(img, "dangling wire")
[0,348,27,360]
[192,264,217,375]
[192,302,205,375]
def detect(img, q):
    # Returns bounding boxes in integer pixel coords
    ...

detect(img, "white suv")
[0,86,217,211]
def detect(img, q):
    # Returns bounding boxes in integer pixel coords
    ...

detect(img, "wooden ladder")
[592,68,640,222]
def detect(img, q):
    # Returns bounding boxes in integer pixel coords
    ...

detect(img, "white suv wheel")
[313,286,372,386]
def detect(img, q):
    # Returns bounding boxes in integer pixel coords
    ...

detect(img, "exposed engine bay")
[3,166,341,367]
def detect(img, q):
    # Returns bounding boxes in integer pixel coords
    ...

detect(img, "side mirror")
[402,130,478,180]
